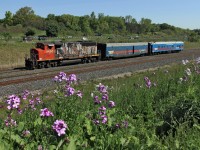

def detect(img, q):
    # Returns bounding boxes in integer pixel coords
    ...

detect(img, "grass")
[1,58,200,149]
[0,41,34,69]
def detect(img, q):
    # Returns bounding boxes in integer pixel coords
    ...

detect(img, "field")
[1,57,200,149]
[0,37,200,69]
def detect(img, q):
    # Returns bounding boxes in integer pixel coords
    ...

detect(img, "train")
[25,41,184,69]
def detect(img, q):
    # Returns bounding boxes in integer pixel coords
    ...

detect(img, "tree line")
[0,6,199,42]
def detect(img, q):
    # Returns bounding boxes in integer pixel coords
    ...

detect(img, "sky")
[0,0,199,29]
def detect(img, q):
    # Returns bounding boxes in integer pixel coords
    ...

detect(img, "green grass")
[1,59,200,149]
[0,41,34,69]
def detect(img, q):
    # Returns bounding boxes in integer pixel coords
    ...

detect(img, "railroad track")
[1,49,200,87]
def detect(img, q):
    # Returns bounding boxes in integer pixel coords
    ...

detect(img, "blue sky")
[0,0,199,29]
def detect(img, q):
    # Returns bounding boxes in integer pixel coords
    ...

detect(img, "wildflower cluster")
[144,76,156,88]
[40,108,54,117]
[5,115,17,127]
[53,72,77,84]
[91,83,116,125]
[22,90,30,100]
[6,95,20,110]
[53,72,82,99]
[52,120,68,136]
[28,96,42,110]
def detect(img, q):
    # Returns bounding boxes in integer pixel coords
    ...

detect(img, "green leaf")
[0,141,9,150]
[193,124,200,130]
[49,145,56,150]
[34,117,42,126]
[56,139,64,150]
[90,136,96,141]
[175,140,179,149]
[120,137,126,145]
[67,137,76,150]
[17,122,24,132]
[11,134,24,145]
[84,119,92,135]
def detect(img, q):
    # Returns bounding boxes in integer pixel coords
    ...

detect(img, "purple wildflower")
[22,130,30,137]
[52,120,67,136]
[35,97,42,104]
[96,83,107,93]
[40,108,54,117]
[93,119,100,125]
[6,95,20,110]
[99,106,106,115]
[5,116,17,127]
[144,77,151,88]
[101,115,108,124]
[108,101,115,108]
[76,90,83,98]
[38,145,43,150]
[22,90,30,100]
[115,123,121,129]
[102,93,109,101]
[122,121,128,128]
[17,108,23,114]
[68,74,77,83]
[99,106,106,111]
[53,72,67,82]
[65,85,75,96]
[94,96,102,104]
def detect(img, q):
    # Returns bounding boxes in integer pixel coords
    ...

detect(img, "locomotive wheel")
[81,59,86,64]
[91,58,95,63]
[54,62,58,67]
[86,59,91,63]
[38,63,44,69]
[46,62,50,68]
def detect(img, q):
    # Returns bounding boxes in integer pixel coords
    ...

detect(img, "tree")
[79,16,92,35]
[90,11,96,20]
[25,28,35,36]
[4,11,13,26]
[188,32,199,42]
[13,6,35,27]
[2,32,12,42]
[46,22,59,37]
[125,15,132,23]
[139,18,152,34]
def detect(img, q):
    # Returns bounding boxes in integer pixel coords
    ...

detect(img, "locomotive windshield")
[36,43,44,50]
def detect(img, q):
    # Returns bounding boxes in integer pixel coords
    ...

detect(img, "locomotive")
[25,41,184,69]
[25,41,100,69]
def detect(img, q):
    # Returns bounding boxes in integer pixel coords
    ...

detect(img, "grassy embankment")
[1,58,200,149]
[0,37,200,69]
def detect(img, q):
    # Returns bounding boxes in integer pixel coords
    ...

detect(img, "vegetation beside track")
[1,57,200,149]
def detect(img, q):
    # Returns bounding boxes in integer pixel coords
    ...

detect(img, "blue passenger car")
[97,43,148,60]
[149,41,184,54]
